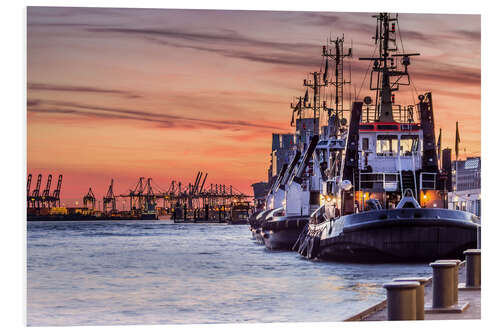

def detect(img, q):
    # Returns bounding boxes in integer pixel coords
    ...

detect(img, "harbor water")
[27,220,431,326]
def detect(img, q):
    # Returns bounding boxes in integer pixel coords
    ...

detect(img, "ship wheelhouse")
[354,100,444,211]
[359,121,422,174]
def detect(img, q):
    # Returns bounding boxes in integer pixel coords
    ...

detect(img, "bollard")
[464,249,481,287]
[436,259,461,304]
[393,277,429,320]
[430,261,456,308]
[383,281,419,320]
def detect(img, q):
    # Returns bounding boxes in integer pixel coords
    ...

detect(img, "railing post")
[477,226,481,249]
[430,261,456,308]
[464,249,481,288]
[393,277,429,320]
[383,281,419,320]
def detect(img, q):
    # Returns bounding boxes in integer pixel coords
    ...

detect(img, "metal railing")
[359,172,400,191]
[361,104,420,124]
[420,172,437,190]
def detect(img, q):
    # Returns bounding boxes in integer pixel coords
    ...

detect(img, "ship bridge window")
[376,135,398,156]
[400,135,419,156]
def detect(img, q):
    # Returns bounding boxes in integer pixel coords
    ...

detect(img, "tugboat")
[259,34,355,250]
[249,165,287,242]
[249,152,301,244]
[261,135,319,250]
[295,13,479,262]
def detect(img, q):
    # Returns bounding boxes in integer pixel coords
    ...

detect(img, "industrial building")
[448,157,481,217]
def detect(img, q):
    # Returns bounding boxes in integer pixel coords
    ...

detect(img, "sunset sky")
[27,7,480,204]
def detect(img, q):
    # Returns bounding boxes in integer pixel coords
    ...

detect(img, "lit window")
[376,135,398,156]
[399,135,419,156]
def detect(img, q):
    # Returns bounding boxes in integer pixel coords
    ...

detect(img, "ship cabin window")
[399,135,419,156]
[362,138,369,151]
[376,135,398,156]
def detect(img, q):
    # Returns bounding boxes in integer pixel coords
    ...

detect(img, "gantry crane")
[128,177,146,211]
[30,174,43,208]
[144,178,156,212]
[52,175,63,207]
[83,187,96,210]
[41,174,52,208]
[103,179,116,213]
[27,174,32,204]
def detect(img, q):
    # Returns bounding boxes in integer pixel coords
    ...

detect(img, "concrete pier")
[346,260,480,321]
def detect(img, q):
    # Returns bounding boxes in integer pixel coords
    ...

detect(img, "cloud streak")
[147,37,322,68]
[27,99,289,132]
[86,27,480,85]
[87,26,317,51]
[28,82,141,98]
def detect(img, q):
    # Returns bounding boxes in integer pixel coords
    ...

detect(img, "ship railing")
[359,172,400,192]
[420,172,437,190]
[360,104,420,124]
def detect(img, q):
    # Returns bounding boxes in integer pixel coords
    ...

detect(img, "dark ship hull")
[261,216,309,250]
[299,208,479,262]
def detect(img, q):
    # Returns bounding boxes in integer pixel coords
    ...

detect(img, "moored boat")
[295,13,480,262]
[261,135,320,250]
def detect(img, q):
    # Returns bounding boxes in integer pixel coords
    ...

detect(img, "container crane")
[103,179,116,213]
[83,187,96,210]
[31,174,43,208]
[41,174,52,208]
[27,174,32,204]
[52,175,63,207]
[144,178,156,212]
[130,177,145,210]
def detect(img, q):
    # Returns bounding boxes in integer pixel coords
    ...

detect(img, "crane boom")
[199,173,208,194]
[32,174,42,197]
[52,175,63,207]
[27,174,32,198]
[42,174,52,198]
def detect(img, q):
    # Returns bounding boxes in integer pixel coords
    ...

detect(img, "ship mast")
[360,13,419,123]
[322,35,352,136]
[302,72,327,136]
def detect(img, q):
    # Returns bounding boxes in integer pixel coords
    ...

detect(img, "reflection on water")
[27,220,431,326]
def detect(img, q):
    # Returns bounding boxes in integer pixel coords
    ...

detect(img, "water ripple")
[27,220,431,326]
